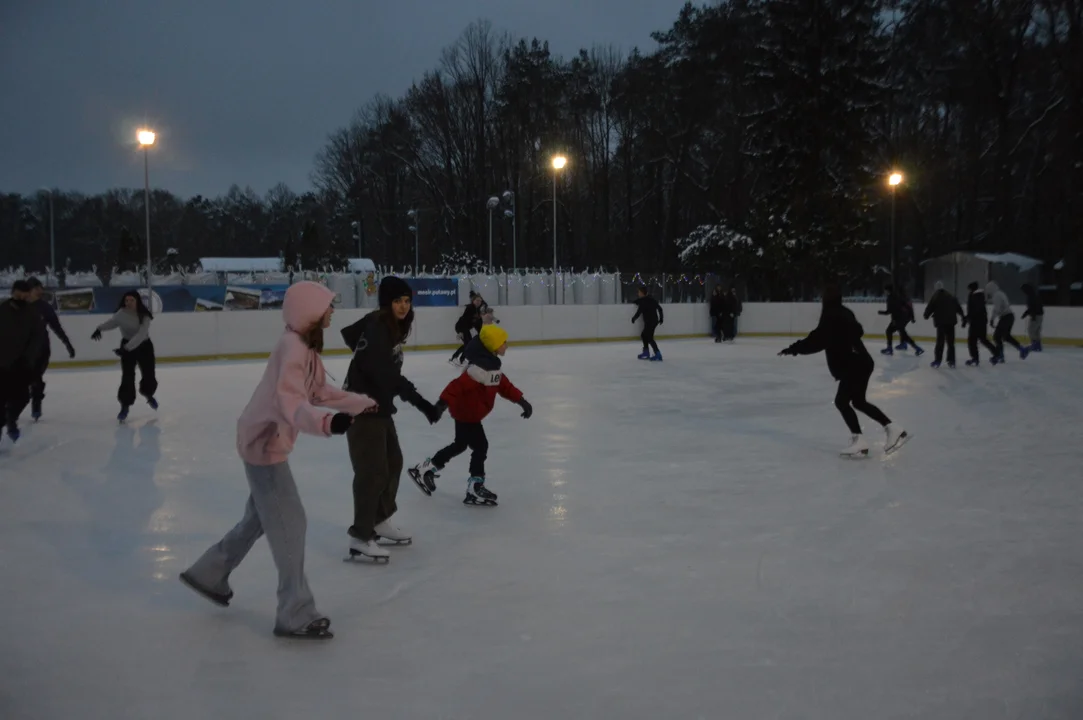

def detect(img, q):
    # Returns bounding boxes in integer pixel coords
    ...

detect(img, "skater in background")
[341,276,442,562]
[450,292,484,366]
[180,282,377,640]
[1,281,43,445]
[1021,283,1044,351]
[964,281,997,366]
[922,281,965,368]
[91,291,158,421]
[727,287,743,340]
[779,284,908,456]
[409,325,532,507]
[632,286,664,361]
[878,284,923,356]
[986,281,1029,364]
[709,287,725,342]
[25,277,75,421]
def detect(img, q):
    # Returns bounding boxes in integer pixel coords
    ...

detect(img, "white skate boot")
[374,520,412,546]
[345,536,390,563]
[840,434,870,458]
[884,424,910,454]
[407,458,439,496]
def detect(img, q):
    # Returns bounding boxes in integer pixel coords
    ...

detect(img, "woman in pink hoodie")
[179,281,376,640]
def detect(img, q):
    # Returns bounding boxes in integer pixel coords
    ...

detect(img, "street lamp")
[486,196,500,273]
[40,187,55,282]
[137,129,156,290]
[407,209,419,276]
[502,190,516,271]
[887,171,904,283]
[551,155,567,273]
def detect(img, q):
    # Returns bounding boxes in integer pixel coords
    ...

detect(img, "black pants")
[1,367,31,430]
[347,416,403,541]
[641,321,659,354]
[967,325,996,361]
[450,329,474,362]
[885,321,917,349]
[993,314,1024,357]
[30,346,50,411]
[712,316,722,341]
[119,340,158,407]
[933,326,956,365]
[721,315,735,340]
[432,420,489,478]
[835,363,891,435]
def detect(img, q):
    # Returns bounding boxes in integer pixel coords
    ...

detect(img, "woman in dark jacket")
[779,285,908,457]
[449,292,484,365]
[1021,283,1044,352]
[922,281,966,368]
[341,276,442,562]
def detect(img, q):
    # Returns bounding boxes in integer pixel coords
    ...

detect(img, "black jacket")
[728,292,743,316]
[923,289,965,328]
[879,292,912,324]
[32,298,73,352]
[341,311,428,418]
[1022,287,1044,319]
[709,294,727,317]
[966,290,988,328]
[784,303,872,381]
[0,298,43,371]
[632,296,663,325]
[454,303,482,335]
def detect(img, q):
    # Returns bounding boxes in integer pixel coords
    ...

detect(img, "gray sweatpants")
[183,461,320,633]
[1027,315,1043,346]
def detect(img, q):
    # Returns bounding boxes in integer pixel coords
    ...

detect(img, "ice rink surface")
[2,337,1082,720]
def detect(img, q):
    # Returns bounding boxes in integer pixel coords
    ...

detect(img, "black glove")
[91,329,102,341]
[413,397,441,425]
[330,413,353,435]
[433,400,448,421]
[517,398,532,419]
[778,346,796,357]
[66,344,75,359]
[113,348,123,357]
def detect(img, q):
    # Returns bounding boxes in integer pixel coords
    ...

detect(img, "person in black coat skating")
[878,285,922,356]
[450,292,484,365]
[964,281,997,366]
[1021,283,1044,351]
[709,288,727,342]
[922,281,966,368]
[1,281,45,445]
[779,284,908,456]
[631,286,664,361]
[24,277,75,420]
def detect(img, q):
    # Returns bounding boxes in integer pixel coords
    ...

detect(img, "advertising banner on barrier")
[51,285,294,314]
[407,278,459,307]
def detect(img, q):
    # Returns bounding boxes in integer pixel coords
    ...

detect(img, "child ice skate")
[409,325,532,506]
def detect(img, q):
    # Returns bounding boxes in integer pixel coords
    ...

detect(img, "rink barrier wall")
[50,302,1083,368]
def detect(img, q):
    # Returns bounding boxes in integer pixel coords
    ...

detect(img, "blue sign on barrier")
[51,284,292,314]
[407,278,458,307]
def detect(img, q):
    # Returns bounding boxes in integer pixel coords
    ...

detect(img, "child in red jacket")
[409,325,532,506]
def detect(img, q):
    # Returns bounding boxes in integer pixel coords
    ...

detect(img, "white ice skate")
[884,424,910,455]
[463,477,498,506]
[840,434,870,458]
[374,520,412,546]
[407,458,439,496]
[344,537,390,563]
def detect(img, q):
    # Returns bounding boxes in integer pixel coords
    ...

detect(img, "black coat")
[0,298,43,371]
[966,290,988,329]
[341,310,427,418]
[784,303,872,381]
[32,298,73,353]
[1022,289,1044,319]
[632,296,663,325]
[709,294,727,317]
[454,303,482,334]
[879,292,912,324]
[923,289,965,328]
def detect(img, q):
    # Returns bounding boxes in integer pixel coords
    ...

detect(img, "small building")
[922,252,1042,304]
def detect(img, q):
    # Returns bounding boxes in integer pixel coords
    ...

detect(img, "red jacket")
[440,364,523,424]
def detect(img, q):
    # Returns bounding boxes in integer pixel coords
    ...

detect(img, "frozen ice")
[2,338,1082,719]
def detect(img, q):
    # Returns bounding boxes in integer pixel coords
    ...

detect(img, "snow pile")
[676,224,755,264]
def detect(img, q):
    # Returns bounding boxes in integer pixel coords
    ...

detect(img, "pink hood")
[235,281,376,466]
[283,281,336,333]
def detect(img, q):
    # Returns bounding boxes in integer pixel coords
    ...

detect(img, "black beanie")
[379,276,413,308]
[967,281,979,291]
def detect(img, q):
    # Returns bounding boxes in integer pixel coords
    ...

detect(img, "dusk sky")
[0,0,689,199]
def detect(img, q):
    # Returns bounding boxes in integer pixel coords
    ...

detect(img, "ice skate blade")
[375,537,412,546]
[884,432,911,455]
[343,549,390,563]
[463,497,498,507]
[840,449,870,459]
[407,468,432,496]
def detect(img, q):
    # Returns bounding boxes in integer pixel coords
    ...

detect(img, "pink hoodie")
[236,282,377,465]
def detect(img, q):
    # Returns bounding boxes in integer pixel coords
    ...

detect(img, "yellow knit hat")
[480,325,509,353]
